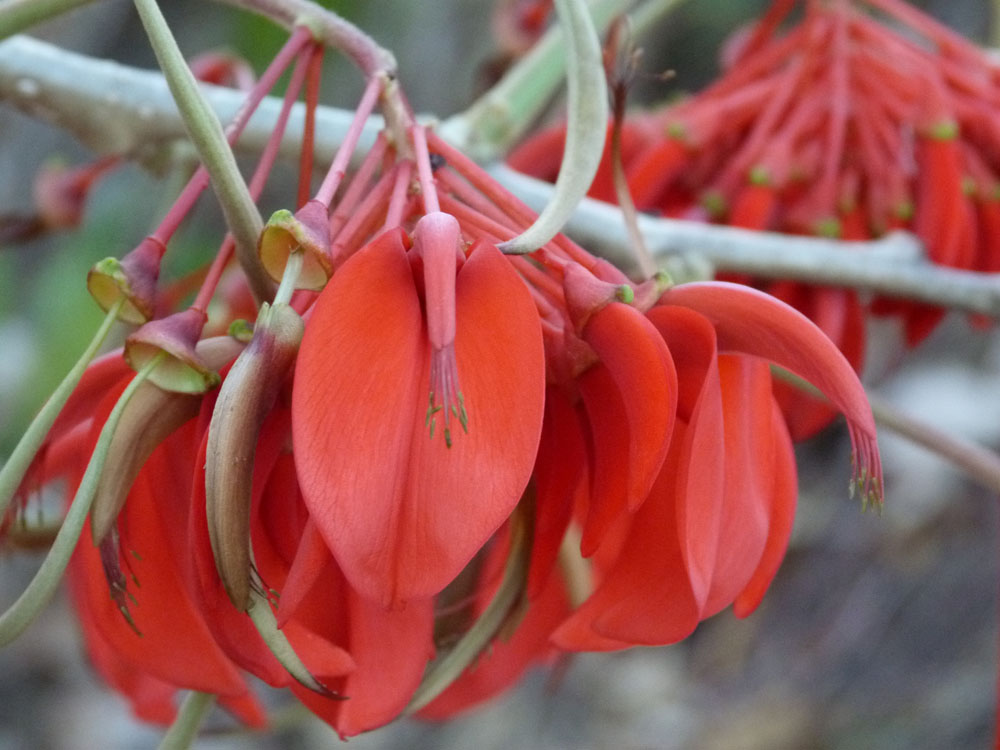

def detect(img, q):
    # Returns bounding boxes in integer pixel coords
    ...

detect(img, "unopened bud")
[205,302,304,610]
[90,336,246,543]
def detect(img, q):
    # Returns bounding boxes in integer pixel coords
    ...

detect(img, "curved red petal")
[733,398,797,617]
[650,306,724,612]
[583,302,676,511]
[555,421,701,647]
[702,356,774,617]
[660,281,882,505]
[577,363,630,557]
[529,386,587,598]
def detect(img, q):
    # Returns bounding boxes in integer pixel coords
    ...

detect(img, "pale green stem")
[245,559,328,694]
[0,352,165,647]
[439,0,630,162]
[157,692,217,750]
[272,249,303,307]
[406,516,531,713]
[132,0,272,306]
[0,0,96,39]
[499,0,609,255]
[0,298,124,523]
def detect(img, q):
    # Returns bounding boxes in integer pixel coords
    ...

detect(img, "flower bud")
[205,302,304,610]
[90,336,246,543]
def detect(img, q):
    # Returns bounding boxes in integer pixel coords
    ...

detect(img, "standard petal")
[294,235,545,605]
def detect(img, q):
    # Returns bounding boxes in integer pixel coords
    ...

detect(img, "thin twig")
[869,394,1000,496]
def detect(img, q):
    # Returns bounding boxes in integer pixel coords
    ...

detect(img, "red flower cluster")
[511,0,998,437]
[6,28,882,742]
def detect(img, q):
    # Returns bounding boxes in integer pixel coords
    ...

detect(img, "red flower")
[552,281,879,649]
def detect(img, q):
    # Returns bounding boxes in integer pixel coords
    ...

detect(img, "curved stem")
[210,0,396,78]
[438,0,639,162]
[157,692,216,750]
[0,298,124,523]
[0,352,164,647]
[498,0,609,255]
[133,0,272,306]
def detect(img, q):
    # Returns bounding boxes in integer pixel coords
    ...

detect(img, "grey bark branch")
[3,35,1000,316]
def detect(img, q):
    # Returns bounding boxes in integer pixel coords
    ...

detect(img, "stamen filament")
[412,124,441,214]
[274,249,304,306]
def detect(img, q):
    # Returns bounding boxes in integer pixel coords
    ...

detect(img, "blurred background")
[0,0,996,747]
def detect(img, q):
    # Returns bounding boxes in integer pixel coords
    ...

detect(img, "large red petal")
[294,234,544,605]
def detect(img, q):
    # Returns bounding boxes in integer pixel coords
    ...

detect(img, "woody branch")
[3,35,1000,317]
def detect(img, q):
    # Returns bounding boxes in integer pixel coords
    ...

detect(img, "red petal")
[577,363,631,557]
[660,281,882,505]
[529,387,587,597]
[294,234,544,605]
[554,421,701,647]
[648,305,724,611]
[293,583,435,738]
[419,550,570,719]
[583,302,676,511]
[733,399,797,617]
[73,421,250,696]
[702,356,774,617]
